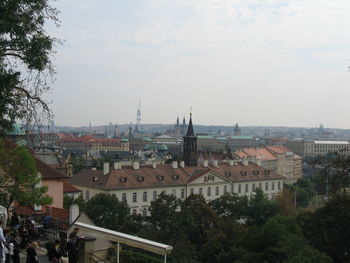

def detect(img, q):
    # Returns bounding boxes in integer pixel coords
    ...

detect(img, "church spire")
[186,113,194,136]
[183,112,197,166]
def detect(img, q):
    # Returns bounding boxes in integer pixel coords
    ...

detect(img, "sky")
[47,0,350,128]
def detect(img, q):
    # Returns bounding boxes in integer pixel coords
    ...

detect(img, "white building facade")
[69,161,284,215]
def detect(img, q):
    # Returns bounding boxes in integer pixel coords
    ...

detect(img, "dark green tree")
[0,139,52,209]
[85,193,130,231]
[0,0,60,132]
[238,215,331,263]
[302,193,350,263]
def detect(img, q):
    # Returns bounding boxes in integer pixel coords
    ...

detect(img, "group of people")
[46,228,82,263]
[1,218,83,263]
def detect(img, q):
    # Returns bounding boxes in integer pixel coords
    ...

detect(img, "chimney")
[91,167,97,171]
[133,161,140,170]
[179,161,185,168]
[152,161,157,169]
[69,205,79,224]
[114,162,119,170]
[212,160,218,167]
[203,160,208,168]
[243,159,249,166]
[172,161,178,169]
[228,160,234,166]
[103,162,109,175]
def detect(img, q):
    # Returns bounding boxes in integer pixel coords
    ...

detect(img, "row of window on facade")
[114,181,281,203]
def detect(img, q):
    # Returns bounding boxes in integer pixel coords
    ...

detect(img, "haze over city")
[48,0,350,128]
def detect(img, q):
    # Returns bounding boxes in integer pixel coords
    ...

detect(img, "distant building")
[233,123,241,136]
[69,114,284,215]
[226,135,259,149]
[58,136,129,152]
[233,146,302,184]
[197,135,225,153]
[304,140,350,157]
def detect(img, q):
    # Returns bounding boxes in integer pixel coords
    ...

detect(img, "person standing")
[0,220,6,263]
[48,240,62,263]
[26,241,39,263]
[65,236,78,263]
[9,232,21,263]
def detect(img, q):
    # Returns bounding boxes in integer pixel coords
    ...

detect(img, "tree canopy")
[0,0,60,132]
[0,139,52,209]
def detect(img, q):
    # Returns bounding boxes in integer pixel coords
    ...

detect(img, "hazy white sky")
[48,0,350,128]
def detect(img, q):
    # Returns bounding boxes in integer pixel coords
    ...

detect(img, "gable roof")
[69,163,284,191]
[34,157,68,180]
[63,180,81,193]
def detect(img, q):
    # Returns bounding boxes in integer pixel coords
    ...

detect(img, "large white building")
[69,160,284,215]
[304,140,350,157]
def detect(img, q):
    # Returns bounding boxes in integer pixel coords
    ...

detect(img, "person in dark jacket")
[48,240,61,263]
[65,237,78,263]
[9,232,20,263]
[26,241,39,263]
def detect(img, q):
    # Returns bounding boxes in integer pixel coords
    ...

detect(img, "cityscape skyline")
[48,0,350,129]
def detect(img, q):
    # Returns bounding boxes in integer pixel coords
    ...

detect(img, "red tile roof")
[63,180,81,193]
[69,163,283,190]
[266,146,291,154]
[241,148,277,161]
[34,157,69,180]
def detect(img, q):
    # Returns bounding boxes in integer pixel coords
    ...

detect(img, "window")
[245,184,248,193]
[142,208,147,217]
[207,187,211,197]
[199,188,203,195]
[215,186,219,196]
[231,185,234,193]
[224,185,227,194]
[265,182,269,191]
[132,209,137,215]
[272,182,275,191]
[143,191,147,202]
[238,184,241,193]
[122,193,127,202]
[181,189,185,198]
[252,184,255,191]
[278,181,281,190]
[133,192,137,203]
[153,191,157,201]
[190,188,194,195]
[85,190,90,199]
[172,189,176,196]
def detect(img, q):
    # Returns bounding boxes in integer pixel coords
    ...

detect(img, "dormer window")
[224,172,231,177]
[156,175,164,181]
[92,176,99,182]
[119,177,127,182]
[137,176,144,182]
[264,170,270,175]
[172,175,179,180]
[240,171,247,176]
[253,170,259,175]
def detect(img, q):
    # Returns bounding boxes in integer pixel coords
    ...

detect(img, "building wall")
[73,177,284,215]
[304,141,350,157]
[42,180,64,208]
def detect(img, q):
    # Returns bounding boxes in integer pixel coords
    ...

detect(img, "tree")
[238,215,331,263]
[0,139,52,209]
[0,0,60,132]
[302,193,350,263]
[85,193,130,231]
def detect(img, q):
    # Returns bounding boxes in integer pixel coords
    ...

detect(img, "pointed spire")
[186,113,194,136]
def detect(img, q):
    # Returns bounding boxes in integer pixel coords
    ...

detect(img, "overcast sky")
[48,0,350,128]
